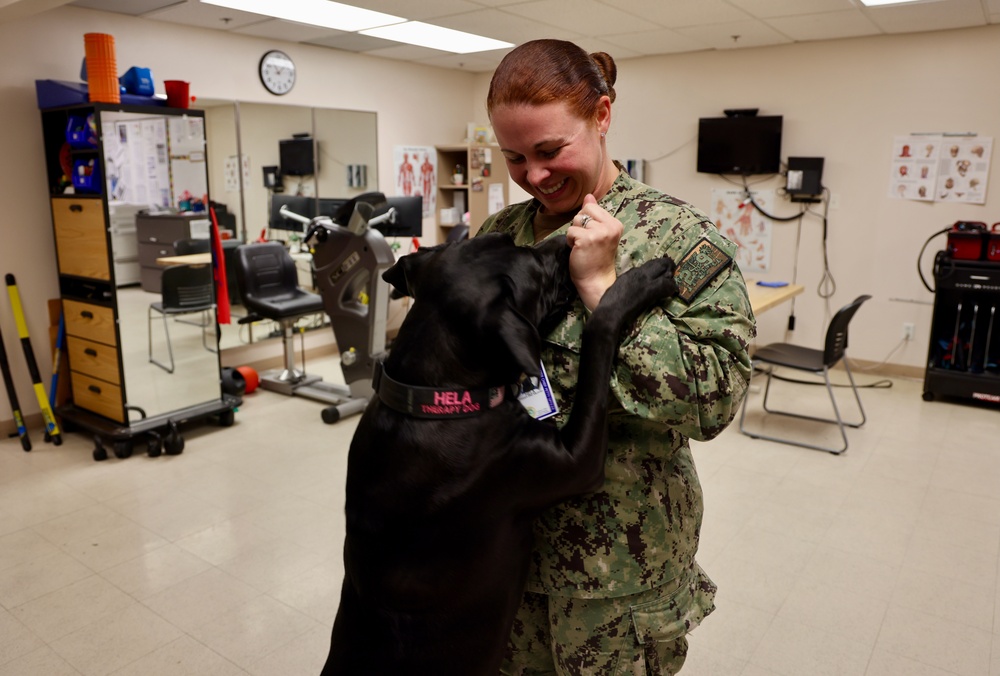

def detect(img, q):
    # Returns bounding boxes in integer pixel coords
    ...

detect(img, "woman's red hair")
[487,39,617,121]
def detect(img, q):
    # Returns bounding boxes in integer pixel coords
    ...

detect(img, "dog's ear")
[382,258,412,297]
[495,276,542,378]
[382,246,441,298]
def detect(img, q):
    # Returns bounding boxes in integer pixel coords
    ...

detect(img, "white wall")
[0,5,477,425]
[475,24,1000,372]
[3,5,1000,426]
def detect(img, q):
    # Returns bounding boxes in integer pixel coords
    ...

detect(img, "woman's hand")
[566,194,623,311]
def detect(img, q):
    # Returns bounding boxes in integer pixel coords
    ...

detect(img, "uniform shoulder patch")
[673,237,732,303]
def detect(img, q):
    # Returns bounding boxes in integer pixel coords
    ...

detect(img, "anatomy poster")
[394,145,436,217]
[712,188,773,273]
[888,134,992,204]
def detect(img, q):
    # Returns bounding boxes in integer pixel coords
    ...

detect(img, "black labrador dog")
[321,232,676,675]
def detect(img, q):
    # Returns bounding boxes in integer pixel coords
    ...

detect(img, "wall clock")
[259,50,296,96]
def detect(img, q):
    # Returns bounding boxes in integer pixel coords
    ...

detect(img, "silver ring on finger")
[579,214,592,228]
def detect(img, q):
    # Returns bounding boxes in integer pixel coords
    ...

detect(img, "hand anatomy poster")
[394,145,436,218]
[712,188,773,273]
[888,134,992,204]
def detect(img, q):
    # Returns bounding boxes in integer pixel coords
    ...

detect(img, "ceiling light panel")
[858,0,929,6]
[360,21,514,53]
[199,0,404,32]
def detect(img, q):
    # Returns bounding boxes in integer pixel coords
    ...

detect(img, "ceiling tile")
[724,0,852,19]
[70,0,183,15]
[765,9,882,42]
[413,50,507,72]
[335,0,482,21]
[863,0,988,33]
[502,0,657,36]
[570,36,645,59]
[305,31,398,52]
[599,0,752,28]
[139,1,269,31]
[466,0,532,6]
[362,43,452,60]
[432,8,581,43]
[675,18,793,50]
[233,18,344,42]
[601,28,710,56]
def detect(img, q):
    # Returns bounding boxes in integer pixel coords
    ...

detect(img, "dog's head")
[383,233,575,380]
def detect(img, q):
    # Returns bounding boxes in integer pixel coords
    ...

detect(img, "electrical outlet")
[829,193,841,209]
[902,322,916,341]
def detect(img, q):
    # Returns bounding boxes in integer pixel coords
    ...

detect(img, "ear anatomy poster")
[712,188,773,273]
[888,134,992,204]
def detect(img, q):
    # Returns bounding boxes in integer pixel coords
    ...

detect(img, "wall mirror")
[100,108,222,422]
[200,100,379,352]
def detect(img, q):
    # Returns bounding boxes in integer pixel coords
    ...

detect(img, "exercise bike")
[248,193,398,423]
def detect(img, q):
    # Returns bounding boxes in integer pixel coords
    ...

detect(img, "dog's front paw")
[603,256,677,311]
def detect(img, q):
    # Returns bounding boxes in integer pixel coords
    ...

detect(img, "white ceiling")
[29,0,1000,71]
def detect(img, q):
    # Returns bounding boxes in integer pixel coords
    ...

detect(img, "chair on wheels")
[446,223,470,242]
[148,264,217,373]
[234,242,326,392]
[739,294,872,454]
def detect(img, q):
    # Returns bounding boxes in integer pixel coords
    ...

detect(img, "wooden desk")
[156,253,211,267]
[746,281,804,315]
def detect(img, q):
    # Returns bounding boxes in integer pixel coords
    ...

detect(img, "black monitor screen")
[696,115,782,176]
[372,195,423,238]
[279,138,315,176]
[317,198,348,220]
[269,194,315,232]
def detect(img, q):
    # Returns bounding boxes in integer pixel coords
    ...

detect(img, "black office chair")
[148,264,217,373]
[234,242,325,386]
[739,294,872,454]
[173,238,211,255]
[446,223,470,242]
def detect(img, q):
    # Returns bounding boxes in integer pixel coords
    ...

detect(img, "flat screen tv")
[269,193,315,232]
[372,195,423,238]
[279,137,315,176]
[696,115,782,176]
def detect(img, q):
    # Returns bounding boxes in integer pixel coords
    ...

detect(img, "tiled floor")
[1,362,998,675]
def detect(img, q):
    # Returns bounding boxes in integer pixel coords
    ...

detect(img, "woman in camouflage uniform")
[479,39,756,675]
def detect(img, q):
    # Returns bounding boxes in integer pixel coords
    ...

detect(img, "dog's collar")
[373,360,512,419]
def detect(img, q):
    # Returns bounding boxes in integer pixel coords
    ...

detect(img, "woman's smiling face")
[491,99,612,218]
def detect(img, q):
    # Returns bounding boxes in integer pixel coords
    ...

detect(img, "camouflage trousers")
[500,567,716,676]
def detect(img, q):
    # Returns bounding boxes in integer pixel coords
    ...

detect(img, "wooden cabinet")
[51,198,112,281]
[435,144,508,242]
[39,102,234,451]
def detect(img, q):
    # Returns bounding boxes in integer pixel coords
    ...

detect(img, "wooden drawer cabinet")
[70,372,124,423]
[51,198,111,281]
[66,336,120,385]
[63,299,117,346]
[63,298,123,421]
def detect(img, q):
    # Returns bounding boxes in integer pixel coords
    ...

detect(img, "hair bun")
[590,52,617,102]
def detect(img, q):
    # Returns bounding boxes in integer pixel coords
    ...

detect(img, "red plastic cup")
[164,80,190,108]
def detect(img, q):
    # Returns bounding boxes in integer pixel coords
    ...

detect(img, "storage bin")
[947,221,987,260]
[988,223,1000,262]
[66,114,97,149]
[72,158,102,194]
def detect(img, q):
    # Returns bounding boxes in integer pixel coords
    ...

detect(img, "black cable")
[742,188,807,222]
[917,227,953,293]
[815,188,835,300]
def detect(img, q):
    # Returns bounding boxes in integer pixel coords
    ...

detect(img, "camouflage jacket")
[478,168,756,599]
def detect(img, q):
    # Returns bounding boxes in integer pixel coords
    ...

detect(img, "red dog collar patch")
[373,361,510,419]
